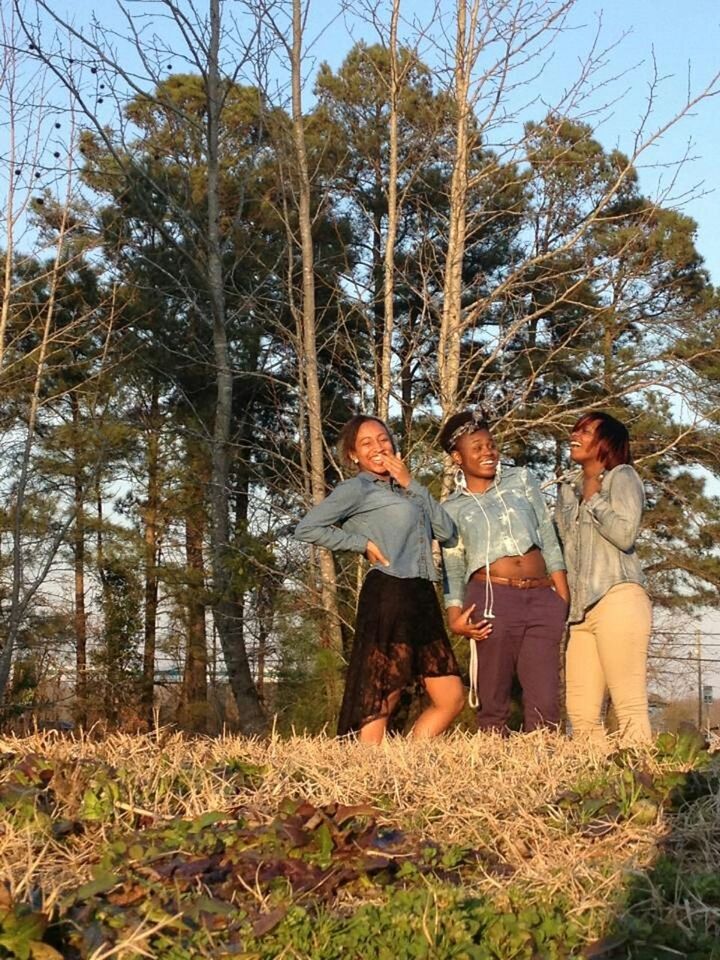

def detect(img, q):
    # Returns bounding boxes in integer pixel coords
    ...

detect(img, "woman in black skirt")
[295,415,483,743]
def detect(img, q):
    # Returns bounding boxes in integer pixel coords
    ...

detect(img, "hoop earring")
[454,467,467,492]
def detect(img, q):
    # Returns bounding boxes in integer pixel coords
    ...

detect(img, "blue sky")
[530,1,720,281]
[17,1,720,282]
[301,0,720,282]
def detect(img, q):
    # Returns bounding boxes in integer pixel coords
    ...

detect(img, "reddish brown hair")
[338,415,395,468]
[573,411,632,469]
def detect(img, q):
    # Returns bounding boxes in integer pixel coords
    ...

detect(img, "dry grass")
[2,726,720,960]
[1,727,693,920]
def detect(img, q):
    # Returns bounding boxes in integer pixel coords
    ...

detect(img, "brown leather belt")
[469,570,552,590]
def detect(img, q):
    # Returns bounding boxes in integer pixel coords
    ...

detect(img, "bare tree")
[378,0,401,421]
[260,0,347,653]
[14,0,277,731]
[0,7,118,707]
[433,0,720,444]
[204,0,266,731]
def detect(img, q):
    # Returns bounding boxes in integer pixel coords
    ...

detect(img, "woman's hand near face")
[365,540,390,567]
[378,452,412,488]
[448,603,493,641]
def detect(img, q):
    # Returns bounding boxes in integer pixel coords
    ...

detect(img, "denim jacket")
[554,464,647,624]
[441,466,566,609]
[294,472,454,582]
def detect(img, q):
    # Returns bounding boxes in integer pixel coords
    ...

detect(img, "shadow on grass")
[583,726,720,960]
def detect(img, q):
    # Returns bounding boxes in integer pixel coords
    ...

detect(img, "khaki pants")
[566,582,652,744]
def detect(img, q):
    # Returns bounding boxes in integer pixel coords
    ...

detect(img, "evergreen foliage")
[1,1,719,730]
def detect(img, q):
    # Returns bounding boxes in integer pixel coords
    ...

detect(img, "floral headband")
[447,409,489,450]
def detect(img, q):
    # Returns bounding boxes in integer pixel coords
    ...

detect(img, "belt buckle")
[518,577,531,589]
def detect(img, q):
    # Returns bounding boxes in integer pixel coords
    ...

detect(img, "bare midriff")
[471,545,547,580]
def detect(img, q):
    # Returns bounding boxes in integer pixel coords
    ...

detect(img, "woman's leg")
[516,587,566,731]
[595,583,652,744]
[464,582,519,733]
[338,571,405,738]
[411,675,466,738]
[357,690,403,744]
[565,610,607,743]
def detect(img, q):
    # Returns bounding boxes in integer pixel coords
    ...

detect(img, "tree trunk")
[291,0,342,653]
[205,0,266,733]
[178,451,208,732]
[400,305,417,454]
[439,0,471,427]
[70,392,88,728]
[141,382,160,727]
[372,209,384,413]
[378,0,401,422]
[0,210,69,705]
[438,0,482,497]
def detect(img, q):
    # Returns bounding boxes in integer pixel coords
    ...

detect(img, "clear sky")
[301,0,720,282]
[15,1,720,281]
[532,0,720,282]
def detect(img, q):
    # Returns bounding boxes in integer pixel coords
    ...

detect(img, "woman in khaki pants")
[555,412,652,745]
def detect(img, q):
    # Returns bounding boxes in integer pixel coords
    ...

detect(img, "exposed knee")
[449,688,466,718]
[442,678,467,716]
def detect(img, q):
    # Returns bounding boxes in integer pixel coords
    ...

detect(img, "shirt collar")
[358,470,395,487]
[564,467,609,497]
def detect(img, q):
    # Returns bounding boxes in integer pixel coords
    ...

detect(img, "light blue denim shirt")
[554,464,647,624]
[294,472,454,582]
[441,466,566,609]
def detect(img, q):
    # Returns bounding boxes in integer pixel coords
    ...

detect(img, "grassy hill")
[1,728,718,958]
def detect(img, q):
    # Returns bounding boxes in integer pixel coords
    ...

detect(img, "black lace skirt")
[337,570,461,736]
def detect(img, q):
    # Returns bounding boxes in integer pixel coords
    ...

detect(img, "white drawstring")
[462,483,497,709]
[468,635,480,709]
[464,491,494,617]
[462,463,522,708]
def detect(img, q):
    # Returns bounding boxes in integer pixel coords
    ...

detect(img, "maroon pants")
[464,580,567,733]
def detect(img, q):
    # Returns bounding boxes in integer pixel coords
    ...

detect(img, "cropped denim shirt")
[441,466,566,609]
[294,472,454,582]
[554,464,647,624]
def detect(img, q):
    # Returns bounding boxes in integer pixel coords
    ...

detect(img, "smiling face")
[350,420,395,477]
[452,429,499,486]
[569,418,600,466]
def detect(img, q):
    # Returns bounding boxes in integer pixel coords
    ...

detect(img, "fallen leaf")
[582,935,628,957]
[359,855,393,874]
[72,872,121,903]
[273,816,310,848]
[579,819,617,840]
[303,811,327,831]
[333,803,378,826]
[252,905,288,937]
[29,943,64,960]
[107,884,147,907]
[154,855,218,879]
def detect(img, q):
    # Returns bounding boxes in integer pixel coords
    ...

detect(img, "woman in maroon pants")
[439,411,570,733]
